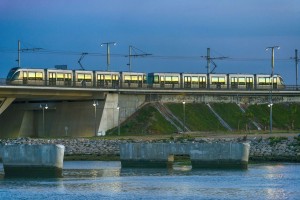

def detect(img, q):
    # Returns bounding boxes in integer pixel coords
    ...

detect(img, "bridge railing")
[1,78,300,91]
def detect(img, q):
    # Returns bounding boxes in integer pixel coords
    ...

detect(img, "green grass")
[107,103,177,135]
[166,103,226,131]
[210,103,249,131]
[247,103,300,131]
[107,102,300,136]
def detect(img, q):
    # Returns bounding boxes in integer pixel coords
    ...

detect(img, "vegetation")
[211,103,254,131]
[107,102,300,135]
[107,103,177,135]
[166,103,226,131]
[248,103,300,131]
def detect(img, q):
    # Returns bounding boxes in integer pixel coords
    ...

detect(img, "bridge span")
[1,85,300,138]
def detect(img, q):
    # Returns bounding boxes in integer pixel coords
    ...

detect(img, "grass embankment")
[107,102,300,135]
[166,103,226,132]
[247,103,300,131]
[107,103,177,135]
[210,103,248,131]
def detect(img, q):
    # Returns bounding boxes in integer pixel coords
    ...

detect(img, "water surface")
[0,162,299,200]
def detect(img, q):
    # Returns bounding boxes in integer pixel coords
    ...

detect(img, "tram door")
[273,77,277,89]
[138,75,143,87]
[49,72,56,85]
[23,71,28,84]
[184,76,191,88]
[246,77,253,89]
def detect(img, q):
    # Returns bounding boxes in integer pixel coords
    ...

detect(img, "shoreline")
[1,134,300,163]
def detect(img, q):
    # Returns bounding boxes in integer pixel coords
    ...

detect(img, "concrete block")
[2,144,65,178]
[120,142,250,169]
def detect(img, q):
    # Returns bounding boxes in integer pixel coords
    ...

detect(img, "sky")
[0,0,300,84]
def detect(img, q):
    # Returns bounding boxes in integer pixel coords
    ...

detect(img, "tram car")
[120,72,147,88]
[95,71,120,88]
[148,72,181,88]
[255,74,285,90]
[6,67,45,85]
[47,69,73,86]
[209,74,228,89]
[182,73,207,89]
[228,74,254,90]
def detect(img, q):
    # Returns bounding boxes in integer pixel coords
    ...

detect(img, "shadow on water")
[0,160,247,180]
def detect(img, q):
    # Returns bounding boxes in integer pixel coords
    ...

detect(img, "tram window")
[105,75,112,80]
[57,73,64,81]
[219,77,225,84]
[211,77,218,83]
[132,76,138,81]
[12,71,20,80]
[238,77,245,85]
[280,77,284,85]
[143,76,147,83]
[273,77,277,83]
[138,76,142,81]
[66,73,71,80]
[49,73,56,79]
[258,77,273,85]
[77,74,85,81]
[192,77,198,83]
[231,77,238,83]
[247,77,253,82]
[200,77,206,82]
[36,72,43,80]
[154,75,159,83]
[258,78,265,85]
[85,74,92,82]
[113,75,119,80]
[28,72,36,80]
[172,76,179,83]
[165,76,172,82]
[160,76,165,82]
[124,75,131,83]
[23,72,27,78]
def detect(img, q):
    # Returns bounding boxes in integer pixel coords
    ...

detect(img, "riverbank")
[0,134,300,162]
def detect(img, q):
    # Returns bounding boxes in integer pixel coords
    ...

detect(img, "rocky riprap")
[0,136,300,162]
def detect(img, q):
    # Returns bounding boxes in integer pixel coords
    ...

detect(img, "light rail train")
[6,67,285,90]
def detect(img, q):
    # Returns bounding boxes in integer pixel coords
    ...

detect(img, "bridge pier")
[120,142,250,169]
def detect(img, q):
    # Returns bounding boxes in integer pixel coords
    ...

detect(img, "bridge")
[1,81,300,138]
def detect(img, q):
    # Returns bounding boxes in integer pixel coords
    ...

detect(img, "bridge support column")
[98,93,119,136]
[98,93,146,136]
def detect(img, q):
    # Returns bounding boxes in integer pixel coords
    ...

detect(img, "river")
[0,161,299,199]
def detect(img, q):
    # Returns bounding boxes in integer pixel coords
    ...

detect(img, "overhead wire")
[0,48,294,62]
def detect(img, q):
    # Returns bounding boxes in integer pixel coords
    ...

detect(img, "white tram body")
[6,67,286,90]
[148,72,181,89]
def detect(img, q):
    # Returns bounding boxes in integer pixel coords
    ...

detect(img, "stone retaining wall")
[0,136,300,162]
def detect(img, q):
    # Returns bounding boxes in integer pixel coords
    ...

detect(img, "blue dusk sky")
[0,0,300,84]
